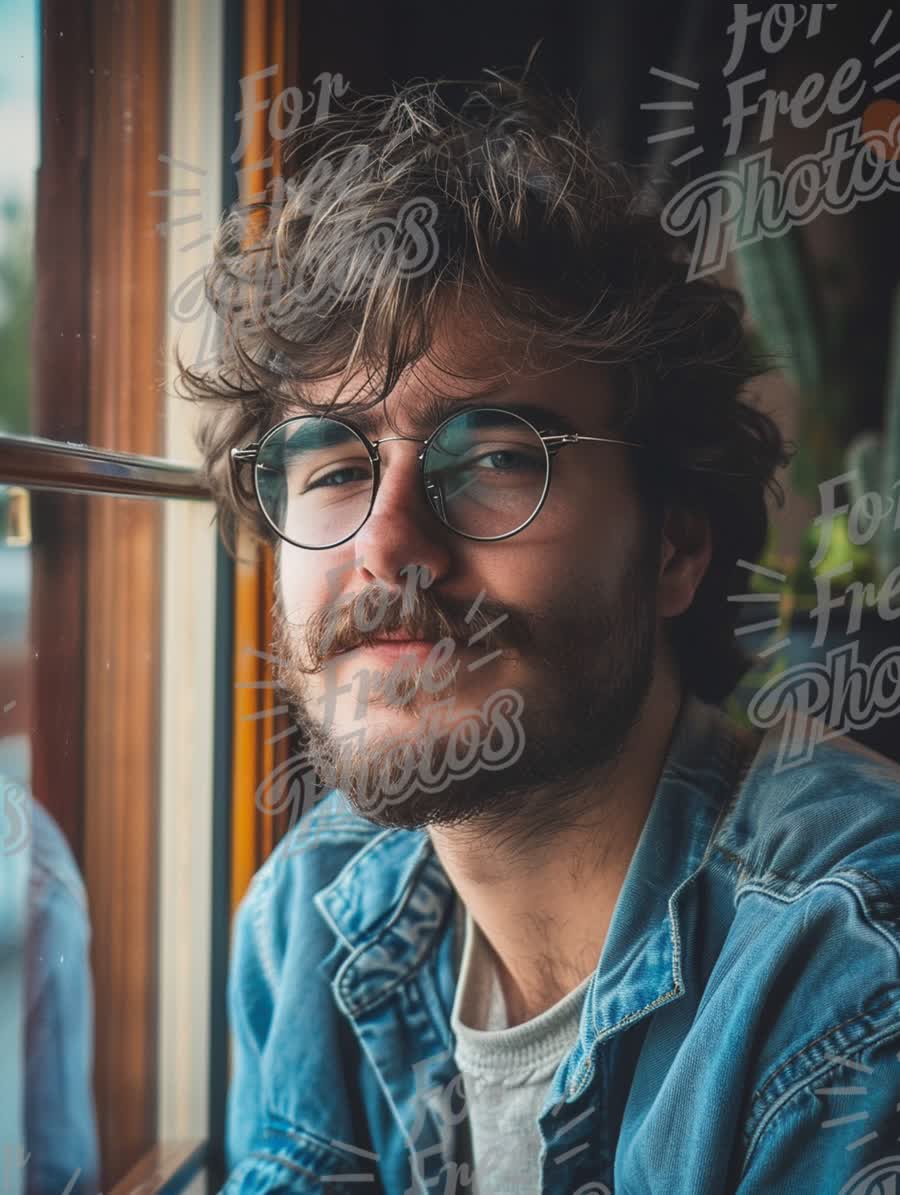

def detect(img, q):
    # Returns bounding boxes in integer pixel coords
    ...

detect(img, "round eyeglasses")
[231,406,648,549]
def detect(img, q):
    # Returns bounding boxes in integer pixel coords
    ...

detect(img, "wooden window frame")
[30,0,174,1182]
[10,0,307,1187]
[18,0,232,1189]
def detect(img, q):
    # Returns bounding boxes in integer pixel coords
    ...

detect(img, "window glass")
[0,484,215,1193]
[0,0,39,437]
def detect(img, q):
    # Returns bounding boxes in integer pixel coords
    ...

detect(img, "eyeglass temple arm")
[541,433,750,477]
[541,433,645,450]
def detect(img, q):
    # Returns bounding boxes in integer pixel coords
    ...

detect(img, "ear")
[656,504,712,619]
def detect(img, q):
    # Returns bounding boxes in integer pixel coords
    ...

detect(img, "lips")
[355,638,438,660]
[368,632,433,643]
[329,633,437,657]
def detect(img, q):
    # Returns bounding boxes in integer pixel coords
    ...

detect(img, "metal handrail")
[0,433,211,500]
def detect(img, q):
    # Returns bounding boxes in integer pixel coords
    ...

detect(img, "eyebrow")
[322,389,581,440]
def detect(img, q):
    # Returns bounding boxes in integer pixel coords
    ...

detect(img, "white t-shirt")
[449,899,590,1194]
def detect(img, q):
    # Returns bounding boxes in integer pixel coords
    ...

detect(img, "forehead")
[282,314,619,438]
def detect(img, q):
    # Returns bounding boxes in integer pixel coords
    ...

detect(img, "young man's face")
[272,316,702,833]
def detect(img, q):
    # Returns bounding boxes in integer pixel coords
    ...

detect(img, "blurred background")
[0,1,898,1193]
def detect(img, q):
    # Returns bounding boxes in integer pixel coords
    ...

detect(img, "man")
[181,77,900,1193]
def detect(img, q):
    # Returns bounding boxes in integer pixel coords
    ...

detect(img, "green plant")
[733,221,850,499]
[732,210,889,610]
[789,511,878,612]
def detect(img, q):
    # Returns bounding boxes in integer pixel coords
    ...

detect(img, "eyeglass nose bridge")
[234,408,568,548]
[366,432,449,524]
[368,431,429,466]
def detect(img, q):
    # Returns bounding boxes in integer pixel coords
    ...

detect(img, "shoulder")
[655,719,900,1187]
[229,789,384,994]
[239,787,383,915]
[707,716,900,1006]
[699,723,900,1174]
[714,718,900,900]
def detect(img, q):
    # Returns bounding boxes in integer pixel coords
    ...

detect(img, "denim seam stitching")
[340,920,443,1015]
[572,725,749,1097]
[283,828,377,857]
[850,866,898,909]
[714,843,807,893]
[751,990,900,1104]
[740,1008,900,1180]
[277,1121,374,1164]
[253,1116,381,1181]
[335,846,449,1014]
[242,1147,331,1185]
[574,983,683,1099]
[574,894,686,1098]
[327,964,426,1178]
[317,832,392,933]
[731,875,900,957]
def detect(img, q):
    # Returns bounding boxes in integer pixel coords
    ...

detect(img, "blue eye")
[306,467,370,490]
[477,450,537,471]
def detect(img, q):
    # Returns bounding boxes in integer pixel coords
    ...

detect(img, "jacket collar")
[556,693,756,1099]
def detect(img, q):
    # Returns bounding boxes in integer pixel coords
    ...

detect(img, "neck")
[428,673,685,1025]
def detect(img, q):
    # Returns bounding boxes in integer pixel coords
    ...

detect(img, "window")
[0,0,244,1191]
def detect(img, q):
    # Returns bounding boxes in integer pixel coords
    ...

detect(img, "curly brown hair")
[175,72,791,704]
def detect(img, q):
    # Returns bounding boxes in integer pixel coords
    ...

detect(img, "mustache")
[290,582,534,675]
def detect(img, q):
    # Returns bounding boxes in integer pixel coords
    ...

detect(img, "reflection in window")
[0,481,215,1194]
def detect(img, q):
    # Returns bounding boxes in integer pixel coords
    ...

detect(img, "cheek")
[276,559,309,621]
[474,549,590,622]
[277,548,351,621]
[541,453,641,556]
[528,502,643,607]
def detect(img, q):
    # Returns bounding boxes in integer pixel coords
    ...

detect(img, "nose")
[352,440,453,588]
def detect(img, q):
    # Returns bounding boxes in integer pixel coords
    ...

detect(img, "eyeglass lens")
[254,408,550,547]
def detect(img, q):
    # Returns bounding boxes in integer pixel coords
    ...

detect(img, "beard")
[270,531,661,841]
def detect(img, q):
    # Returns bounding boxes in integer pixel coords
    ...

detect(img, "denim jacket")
[223,695,900,1194]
